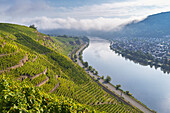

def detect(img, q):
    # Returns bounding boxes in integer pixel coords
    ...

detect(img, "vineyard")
[0,75,98,113]
[0,23,142,113]
[54,78,141,113]
[93,104,139,113]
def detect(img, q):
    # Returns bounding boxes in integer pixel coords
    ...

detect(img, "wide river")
[82,38,170,113]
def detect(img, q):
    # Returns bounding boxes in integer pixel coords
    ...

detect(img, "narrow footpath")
[76,43,153,113]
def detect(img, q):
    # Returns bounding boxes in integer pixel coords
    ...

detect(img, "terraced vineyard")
[0,23,143,113]
[94,104,139,113]
[54,78,141,113]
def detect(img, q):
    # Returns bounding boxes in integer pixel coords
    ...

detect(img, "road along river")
[82,38,170,113]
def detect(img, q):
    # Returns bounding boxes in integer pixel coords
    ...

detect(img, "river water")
[82,38,170,113]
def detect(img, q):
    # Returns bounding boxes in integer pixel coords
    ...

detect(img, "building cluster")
[111,37,170,61]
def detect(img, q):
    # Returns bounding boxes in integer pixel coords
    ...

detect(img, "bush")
[29,24,37,30]
[116,84,121,90]
[105,75,111,83]
[126,91,132,96]
[94,71,98,75]
[83,62,88,67]
[88,66,92,71]
[101,75,104,79]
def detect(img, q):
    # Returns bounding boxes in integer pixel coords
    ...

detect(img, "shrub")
[105,75,111,83]
[116,84,121,90]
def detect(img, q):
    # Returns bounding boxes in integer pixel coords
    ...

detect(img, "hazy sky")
[0,0,170,31]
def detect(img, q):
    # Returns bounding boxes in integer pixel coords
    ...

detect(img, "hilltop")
[111,11,170,38]
[0,23,142,112]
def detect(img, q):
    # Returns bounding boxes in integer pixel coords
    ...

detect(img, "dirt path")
[76,43,153,113]
[0,54,28,74]
[30,68,47,80]
[49,81,59,93]
[49,75,60,93]
[33,55,37,62]
[0,49,19,57]
[35,76,49,87]
[17,68,48,81]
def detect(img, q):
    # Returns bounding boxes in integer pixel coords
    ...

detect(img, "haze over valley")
[1,0,170,113]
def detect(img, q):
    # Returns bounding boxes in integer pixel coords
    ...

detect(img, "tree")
[29,24,37,30]
[116,84,121,90]
[126,91,132,96]
[79,56,82,60]
[101,75,104,79]
[74,54,77,59]
[88,66,92,71]
[83,62,88,67]
[125,91,129,95]
[91,68,95,73]
[105,75,111,83]
[94,71,98,75]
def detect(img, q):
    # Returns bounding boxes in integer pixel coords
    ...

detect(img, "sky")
[0,0,170,31]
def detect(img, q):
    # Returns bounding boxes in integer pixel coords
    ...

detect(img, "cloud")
[1,0,170,31]
[20,16,143,31]
[63,0,170,19]
[1,0,54,17]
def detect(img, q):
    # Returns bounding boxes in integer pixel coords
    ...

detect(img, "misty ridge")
[40,11,170,39]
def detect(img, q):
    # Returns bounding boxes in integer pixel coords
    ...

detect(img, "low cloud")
[21,16,146,31]
[0,0,170,31]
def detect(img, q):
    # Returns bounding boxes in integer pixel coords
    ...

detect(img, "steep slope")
[0,75,98,113]
[0,23,142,113]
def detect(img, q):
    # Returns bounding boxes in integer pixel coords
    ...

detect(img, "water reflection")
[83,38,170,113]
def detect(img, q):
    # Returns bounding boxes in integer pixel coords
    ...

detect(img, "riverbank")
[75,41,154,113]
[110,41,170,74]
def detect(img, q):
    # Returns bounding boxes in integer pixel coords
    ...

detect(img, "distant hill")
[112,11,170,38]
[41,11,170,39]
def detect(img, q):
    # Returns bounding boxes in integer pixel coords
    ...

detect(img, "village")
[111,37,170,61]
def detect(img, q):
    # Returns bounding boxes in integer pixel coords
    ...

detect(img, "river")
[82,38,170,113]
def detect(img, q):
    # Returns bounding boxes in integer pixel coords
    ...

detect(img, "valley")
[0,23,143,113]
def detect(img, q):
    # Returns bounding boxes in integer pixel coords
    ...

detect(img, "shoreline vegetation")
[72,38,156,113]
[110,41,170,74]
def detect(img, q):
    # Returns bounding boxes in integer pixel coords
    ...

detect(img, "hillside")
[0,23,141,112]
[111,11,170,38]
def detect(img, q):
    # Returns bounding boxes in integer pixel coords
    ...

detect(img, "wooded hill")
[0,23,141,113]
